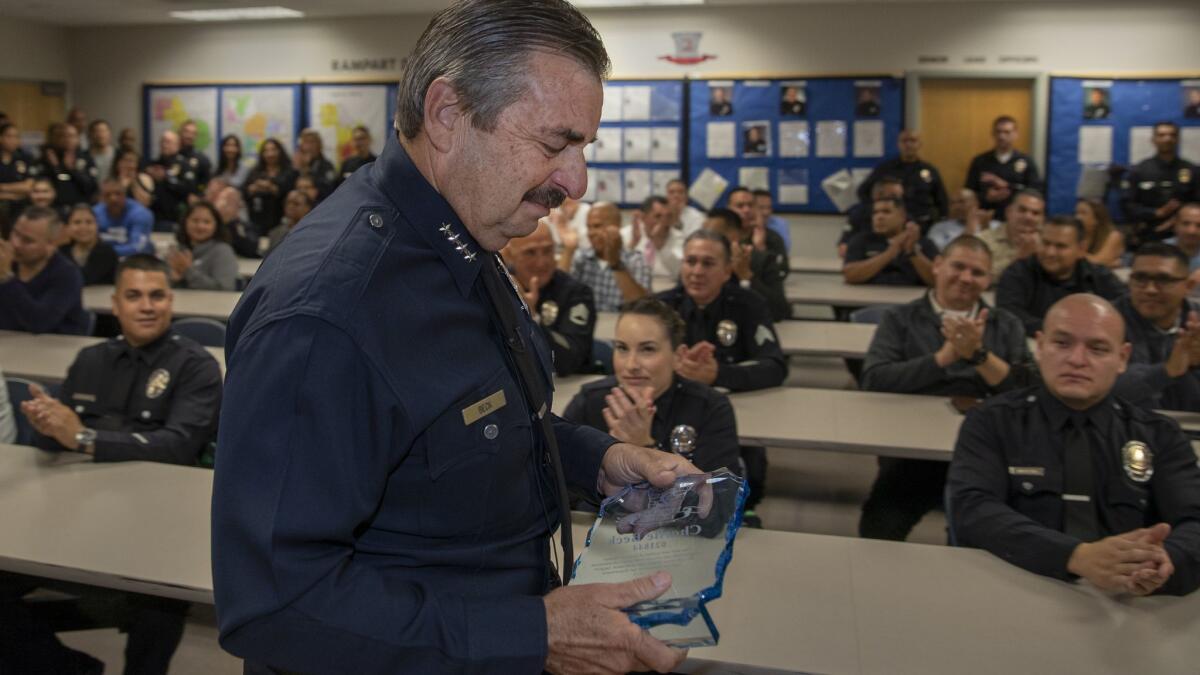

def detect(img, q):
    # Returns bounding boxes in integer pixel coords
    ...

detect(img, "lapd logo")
[716,320,738,347]
[75,158,86,170]
[568,303,589,327]
[1014,158,1027,174]
[1180,168,1192,185]
[669,425,698,459]
[540,300,559,326]
[169,163,181,177]
[1121,441,1153,483]
[189,157,199,168]
[919,168,932,183]
[145,369,171,399]
[15,160,26,174]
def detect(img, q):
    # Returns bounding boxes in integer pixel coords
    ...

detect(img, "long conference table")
[0,330,225,381]
[0,442,1195,675]
[595,313,876,358]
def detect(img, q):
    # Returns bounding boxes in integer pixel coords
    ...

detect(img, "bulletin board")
[1046,76,1200,217]
[687,76,904,214]
[303,82,398,165]
[143,83,304,168]
[583,79,686,208]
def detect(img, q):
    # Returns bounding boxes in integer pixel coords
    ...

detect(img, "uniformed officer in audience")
[859,235,1036,541]
[1121,121,1197,246]
[501,220,597,375]
[949,294,1200,596]
[147,130,197,228]
[837,175,904,256]
[1164,203,1200,276]
[965,115,1043,213]
[705,206,790,321]
[212,2,698,672]
[1113,243,1200,411]
[338,125,376,183]
[178,119,213,191]
[18,253,222,673]
[753,188,792,251]
[996,215,1126,337]
[0,205,90,335]
[38,123,98,209]
[0,121,35,233]
[843,196,937,286]
[977,188,1045,278]
[856,130,949,230]
[563,296,740,501]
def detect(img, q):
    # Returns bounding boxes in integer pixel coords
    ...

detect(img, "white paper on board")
[622,86,651,121]
[584,140,596,163]
[852,120,884,158]
[623,127,652,162]
[1128,127,1155,165]
[780,184,809,204]
[779,121,810,158]
[821,169,857,212]
[1076,167,1108,200]
[849,168,872,195]
[690,168,730,211]
[594,168,623,203]
[652,170,679,196]
[706,121,736,159]
[624,168,652,204]
[594,127,623,163]
[601,86,623,122]
[1181,127,1200,165]
[651,128,679,163]
[738,167,770,192]
[1077,126,1113,165]
[816,121,847,158]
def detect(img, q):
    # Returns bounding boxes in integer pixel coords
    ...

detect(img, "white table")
[594,314,876,358]
[789,255,842,274]
[0,331,225,382]
[83,286,240,322]
[650,273,991,308]
[237,258,261,279]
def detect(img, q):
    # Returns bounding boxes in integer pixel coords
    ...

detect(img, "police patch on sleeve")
[540,300,559,326]
[716,320,738,346]
[754,325,776,346]
[568,303,589,327]
[146,369,171,399]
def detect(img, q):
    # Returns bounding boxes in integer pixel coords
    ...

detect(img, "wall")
[0,17,70,83]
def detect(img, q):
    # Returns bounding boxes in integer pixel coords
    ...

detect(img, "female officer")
[243,138,297,236]
[0,122,35,231]
[38,122,97,208]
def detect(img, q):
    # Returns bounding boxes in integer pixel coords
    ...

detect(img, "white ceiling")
[0,0,1145,27]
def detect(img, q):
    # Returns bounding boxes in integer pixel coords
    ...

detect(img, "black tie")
[478,254,574,585]
[1063,416,1099,541]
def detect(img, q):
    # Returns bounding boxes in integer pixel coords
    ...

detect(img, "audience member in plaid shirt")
[558,201,650,311]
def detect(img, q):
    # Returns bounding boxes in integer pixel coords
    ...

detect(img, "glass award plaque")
[570,469,747,648]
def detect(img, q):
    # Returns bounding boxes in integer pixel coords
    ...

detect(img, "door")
[918,78,1034,195]
[0,79,67,149]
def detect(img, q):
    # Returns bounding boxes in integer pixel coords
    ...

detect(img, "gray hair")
[19,204,63,239]
[395,0,611,140]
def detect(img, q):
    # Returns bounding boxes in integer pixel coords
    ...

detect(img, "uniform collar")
[678,280,732,318]
[652,376,683,424]
[116,329,173,364]
[374,132,482,298]
[1037,384,1116,433]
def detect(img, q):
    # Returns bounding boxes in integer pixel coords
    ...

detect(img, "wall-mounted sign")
[330,57,399,73]
[660,32,716,66]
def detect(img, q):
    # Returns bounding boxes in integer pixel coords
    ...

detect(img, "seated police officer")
[949,294,1200,596]
[997,215,1126,337]
[859,235,1035,541]
[1113,243,1200,411]
[0,205,89,335]
[837,176,904,257]
[706,207,791,322]
[16,253,222,673]
[842,197,937,286]
[501,220,597,376]
[146,130,197,229]
[726,187,791,321]
[563,297,740,503]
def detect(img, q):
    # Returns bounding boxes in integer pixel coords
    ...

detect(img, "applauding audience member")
[93,177,154,256]
[977,189,1046,278]
[38,122,98,209]
[168,201,239,291]
[1075,198,1124,268]
[214,134,250,189]
[61,203,117,286]
[0,206,89,334]
[843,197,936,286]
[111,147,155,208]
[560,201,649,312]
[927,189,1000,251]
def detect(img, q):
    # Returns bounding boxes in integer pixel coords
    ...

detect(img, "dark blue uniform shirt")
[211,134,616,674]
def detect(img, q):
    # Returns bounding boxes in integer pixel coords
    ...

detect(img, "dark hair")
[116,253,170,282]
[1044,215,1086,243]
[705,206,742,233]
[217,134,242,176]
[176,200,230,247]
[1012,188,1045,206]
[287,189,315,209]
[873,196,906,213]
[751,189,772,200]
[110,147,141,179]
[640,195,667,212]
[1153,120,1180,135]
[352,125,371,136]
[20,204,61,228]
[993,115,1017,129]
[1132,242,1190,270]
[941,235,993,262]
[727,186,752,200]
[0,121,15,139]
[66,202,95,222]
[395,0,610,139]
[619,297,686,348]
[870,175,904,199]
[87,119,109,134]
[684,228,732,262]
[1075,198,1116,254]
[31,175,55,190]
[253,138,292,173]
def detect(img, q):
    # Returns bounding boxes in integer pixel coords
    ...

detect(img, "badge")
[669,425,698,459]
[1138,181,1154,190]
[919,168,931,183]
[169,164,181,177]
[568,303,589,327]
[15,160,25,174]
[75,158,86,170]
[540,300,559,326]
[1121,441,1153,483]
[1180,168,1192,184]
[145,369,171,399]
[1014,158,1027,174]
[754,324,776,346]
[189,157,198,168]
[716,319,738,347]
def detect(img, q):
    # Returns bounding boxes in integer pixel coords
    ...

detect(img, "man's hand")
[519,275,540,315]
[1067,526,1173,594]
[964,208,993,236]
[942,310,987,361]
[598,441,703,497]
[1156,199,1182,220]
[166,248,193,281]
[0,239,15,281]
[1165,311,1200,377]
[751,222,767,251]
[601,227,623,268]
[629,212,645,249]
[731,242,753,282]
[676,343,718,385]
[19,383,85,451]
[1014,229,1040,258]
[602,386,656,448]
[1127,524,1175,596]
[544,572,687,675]
[1154,215,1179,233]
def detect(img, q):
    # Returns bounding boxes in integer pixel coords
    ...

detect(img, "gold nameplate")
[71,393,98,402]
[462,390,507,426]
[1008,466,1046,476]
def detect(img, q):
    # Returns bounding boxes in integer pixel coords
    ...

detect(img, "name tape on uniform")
[462,390,507,426]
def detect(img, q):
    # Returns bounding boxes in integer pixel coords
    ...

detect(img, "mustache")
[523,185,566,210]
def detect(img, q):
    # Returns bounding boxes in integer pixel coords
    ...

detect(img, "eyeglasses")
[1129,272,1187,288]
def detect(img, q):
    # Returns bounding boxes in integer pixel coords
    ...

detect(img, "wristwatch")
[965,347,990,366]
[74,427,97,453]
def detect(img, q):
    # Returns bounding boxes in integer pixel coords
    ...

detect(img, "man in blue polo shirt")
[93,177,154,257]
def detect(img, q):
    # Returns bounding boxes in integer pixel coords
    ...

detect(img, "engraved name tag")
[71,393,98,402]
[462,390,507,426]
[1008,466,1046,476]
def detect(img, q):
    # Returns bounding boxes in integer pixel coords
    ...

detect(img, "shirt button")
[483,423,499,440]
[75,405,84,413]
[1021,481,1033,491]
[368,213,383,229]
[1026,395,1036,403]
[141,410,151,419]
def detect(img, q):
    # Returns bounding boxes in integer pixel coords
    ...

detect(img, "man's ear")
[422,77,466,154]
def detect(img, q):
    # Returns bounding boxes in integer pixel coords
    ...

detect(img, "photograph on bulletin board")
[780,82,807,116]
[1082,81,1112,120]
[709,83,734,117]
[854,81,881,117]
[1184,81,1200,119]
[742,121,771,158]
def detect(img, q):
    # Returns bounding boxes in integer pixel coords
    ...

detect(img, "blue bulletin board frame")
[586,79,686,208]
[687,76,904,214]
[1047,76,1200,218]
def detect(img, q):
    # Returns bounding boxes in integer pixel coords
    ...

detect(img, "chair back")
[172,317,228,348]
